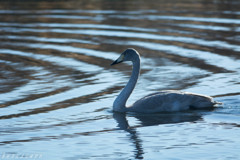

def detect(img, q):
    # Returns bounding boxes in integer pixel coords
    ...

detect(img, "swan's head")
[111,48,140,65]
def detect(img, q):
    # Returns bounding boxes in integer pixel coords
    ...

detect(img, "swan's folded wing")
[129,90,217,113]
[130,90,187,113]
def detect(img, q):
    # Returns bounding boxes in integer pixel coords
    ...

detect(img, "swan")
[111,48,221,113]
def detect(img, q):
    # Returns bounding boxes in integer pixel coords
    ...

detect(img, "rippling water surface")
[0,0,240,159]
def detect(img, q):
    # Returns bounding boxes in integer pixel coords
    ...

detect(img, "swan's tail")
[213,101,223,105]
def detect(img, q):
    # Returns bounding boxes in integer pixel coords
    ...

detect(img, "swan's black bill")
[111,60,123,66]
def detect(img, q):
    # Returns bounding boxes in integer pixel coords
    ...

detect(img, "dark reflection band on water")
[0,0,240,159]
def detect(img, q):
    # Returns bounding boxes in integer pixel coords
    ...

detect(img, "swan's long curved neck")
[113,59,140,112]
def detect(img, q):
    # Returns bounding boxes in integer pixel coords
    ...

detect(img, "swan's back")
[128,90,217,113]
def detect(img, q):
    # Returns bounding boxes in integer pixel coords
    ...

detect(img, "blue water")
[0,0,240,159]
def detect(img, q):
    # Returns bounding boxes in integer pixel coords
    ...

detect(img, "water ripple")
[0,1,240,159]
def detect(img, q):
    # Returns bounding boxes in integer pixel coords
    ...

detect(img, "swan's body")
[111,48,220,113]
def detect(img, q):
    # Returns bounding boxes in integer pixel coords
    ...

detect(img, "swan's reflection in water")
[113,112,203,159]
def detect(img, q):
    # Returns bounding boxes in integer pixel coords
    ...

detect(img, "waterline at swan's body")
[111,48,221,113]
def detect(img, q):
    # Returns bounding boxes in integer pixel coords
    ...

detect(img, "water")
[0,0,240,159]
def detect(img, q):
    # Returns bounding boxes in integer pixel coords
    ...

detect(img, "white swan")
[111,48,221,113]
